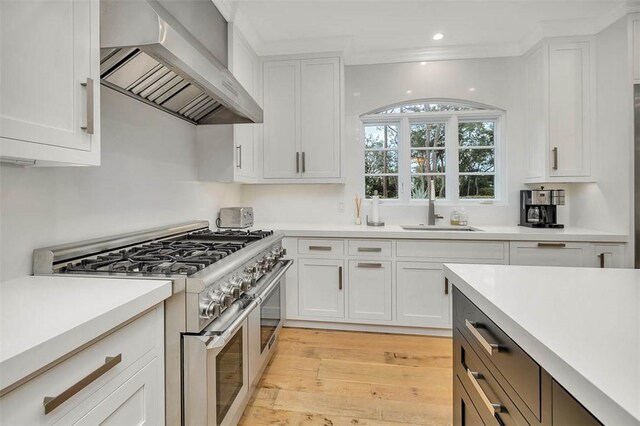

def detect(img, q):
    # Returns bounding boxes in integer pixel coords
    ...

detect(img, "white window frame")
[361,104,505,205]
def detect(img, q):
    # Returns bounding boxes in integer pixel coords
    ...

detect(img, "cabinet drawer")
[454,289,541,420]
[509,241,588,267]
[298,239,344,256]
[454,327,528,426]
[397,240,506,262]
[454,375,485,426]
[347,240,391,257]
[0,307,161,424]
[552,380,601,425]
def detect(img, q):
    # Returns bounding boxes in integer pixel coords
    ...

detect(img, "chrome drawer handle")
[537,242,566,248]
[43,354,122,414]
[466,368,503,415]
[80,78,94,135]
[465,320,501,356]
[308,245,332,251]
[357,247,382,252]
[356,262,382,268]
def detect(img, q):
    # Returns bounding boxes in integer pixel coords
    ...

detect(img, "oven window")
[261,284,281,352]
[216,327,243,425]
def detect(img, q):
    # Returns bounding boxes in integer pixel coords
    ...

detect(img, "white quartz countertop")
[0,276,172,392]
[254,223,627,242]
[443,264,640,425]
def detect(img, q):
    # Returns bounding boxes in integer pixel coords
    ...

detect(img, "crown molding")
[231,0,637,66]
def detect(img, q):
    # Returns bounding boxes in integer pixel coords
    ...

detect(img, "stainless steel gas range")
[33,221,292,425]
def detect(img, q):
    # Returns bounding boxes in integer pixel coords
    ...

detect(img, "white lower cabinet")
[592,244,625,268]
[348,261,392,321]
[510,241,590,267]
[0,305,164,425]
[396,262,450,328]
[298,258,345,318]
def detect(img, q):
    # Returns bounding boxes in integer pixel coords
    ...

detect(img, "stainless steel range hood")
[100,0,263,125]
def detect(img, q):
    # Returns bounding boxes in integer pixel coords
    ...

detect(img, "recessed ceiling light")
[468,87,476,92]
[420,62,427,66]
[406,90,412,94]
[433,33,444,41]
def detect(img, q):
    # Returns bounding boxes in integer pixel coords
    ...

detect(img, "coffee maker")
[519,187,565,228]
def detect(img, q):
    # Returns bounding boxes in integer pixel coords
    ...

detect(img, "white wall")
[569,17,632,236]
[0,89,241,281]
[243,56,563,226]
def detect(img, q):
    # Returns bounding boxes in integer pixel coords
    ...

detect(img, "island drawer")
[396,240,506,261]
[298,239,344,256]
[454,288,541,420]
[454,374,485,426]
[454,327,529,426]
[0,307,161,424]
[347,240,392,257]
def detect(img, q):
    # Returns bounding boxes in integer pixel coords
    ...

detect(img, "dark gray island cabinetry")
[453,287,601,426]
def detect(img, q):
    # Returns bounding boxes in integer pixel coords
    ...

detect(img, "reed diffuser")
[355,196,362,225]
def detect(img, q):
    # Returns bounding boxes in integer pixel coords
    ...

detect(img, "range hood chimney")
[100,0,263,125]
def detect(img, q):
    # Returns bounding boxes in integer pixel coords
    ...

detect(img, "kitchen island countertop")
[0,275,171,393]
[254,223,627,242]
[444,263,640,426]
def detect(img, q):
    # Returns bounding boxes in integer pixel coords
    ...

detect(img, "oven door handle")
[206,299,258,350]
[258,259,294,303]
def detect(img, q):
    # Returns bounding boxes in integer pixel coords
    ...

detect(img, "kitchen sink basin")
[400,225,481,232]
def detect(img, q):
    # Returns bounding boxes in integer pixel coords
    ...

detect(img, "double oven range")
[33,221,292,425]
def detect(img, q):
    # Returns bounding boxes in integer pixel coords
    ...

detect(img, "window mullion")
[400,117,410,203]
[447,115,459,202]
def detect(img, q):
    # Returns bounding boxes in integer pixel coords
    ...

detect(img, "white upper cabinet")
[197,23,259,182]
[0,0,100,166]
[524,38,595,183]
[262,56,343,182]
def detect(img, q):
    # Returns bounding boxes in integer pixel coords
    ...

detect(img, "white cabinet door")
[299,57,340,178]
[396,262,450,328]
[509,241,589,267]
[347,261,392,321]
[548,41,591,177]
[524,45,546,180]
[0,0,100,165]
[298,258,344,319]
[592,244,625,268]
[263,60,299,178]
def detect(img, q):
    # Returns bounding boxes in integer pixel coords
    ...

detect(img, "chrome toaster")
[217,207,254,228]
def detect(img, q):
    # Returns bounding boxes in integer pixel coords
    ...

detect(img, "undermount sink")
[400,225,481,232]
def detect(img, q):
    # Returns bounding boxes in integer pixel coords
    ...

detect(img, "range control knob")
[200,300,221,320]
[209,289,233,308]
[220,282,241,299]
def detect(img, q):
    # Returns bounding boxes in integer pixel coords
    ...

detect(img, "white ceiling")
[224,0,635,63]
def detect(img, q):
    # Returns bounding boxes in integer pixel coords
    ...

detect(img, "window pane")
[365,176,398,199]
[459,121,495,146]
[411,176,445,199]
[459,175,494,199]
[377,103,483,114]
[364,124,399,149]
[459,149,494,173]
[411,149,445,173]
[410,123,445,148]
[365,150,398,174]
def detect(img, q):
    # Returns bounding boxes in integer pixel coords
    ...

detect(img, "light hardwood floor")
[239,327,453,426]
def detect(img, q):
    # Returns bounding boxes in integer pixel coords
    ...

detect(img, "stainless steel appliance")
[217,207,254,229]
[99,0,263,125]
[33,222,291,425]
[519,187,565,228]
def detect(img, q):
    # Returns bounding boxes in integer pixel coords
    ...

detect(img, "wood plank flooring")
[239,327,453,426]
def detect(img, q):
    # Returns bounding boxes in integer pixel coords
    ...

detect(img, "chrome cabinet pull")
[308,245,331,251]
[301,152,306,173]
[537,242,566,248]
[356,262,382,268]
[80,78,94,135]
[43,354,122,415]
[465,320,501,356]
[357,247,382,253]
[466,368,503,415]
[296,152,300,173]
[552,147,558,170]
[236,145,242,169]
[338,266,343,290]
